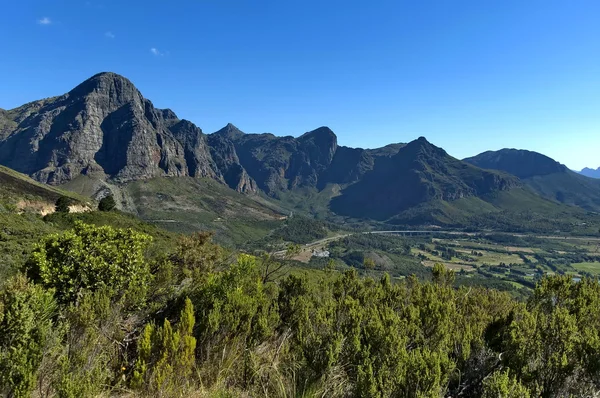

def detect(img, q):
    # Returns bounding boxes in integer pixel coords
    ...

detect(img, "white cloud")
[38,17,52,25]
[150,47,164,56]
[105,31,115,39]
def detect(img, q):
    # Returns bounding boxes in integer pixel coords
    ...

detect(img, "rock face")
[0,73,256,192]
[207,133,257,193]
[0,73,188,183]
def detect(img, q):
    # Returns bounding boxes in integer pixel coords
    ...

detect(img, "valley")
[274,228,600,298]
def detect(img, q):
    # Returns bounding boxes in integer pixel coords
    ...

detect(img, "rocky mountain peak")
[67,72,141,104]
[401,136,447,160]
[214,123,245,140]
[298,126,338,161]
[299,126,336,140]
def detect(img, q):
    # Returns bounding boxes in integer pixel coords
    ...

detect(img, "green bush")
[25,222,152,306]
[0,275,56,398]
[3,220,600,397]
[55,196,72,213]
[98,195,116,211]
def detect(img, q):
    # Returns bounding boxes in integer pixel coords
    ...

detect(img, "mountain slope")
[330,137,520,220]
[3,72,600,234]
[0,164,88,213]
[464,149,600,212]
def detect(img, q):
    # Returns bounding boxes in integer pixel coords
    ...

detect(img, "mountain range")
[1,72,599,235]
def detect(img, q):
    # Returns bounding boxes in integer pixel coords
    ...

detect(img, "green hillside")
[0,164,88,212]
[465,149,600,212]
[125,177,285,245]
[387,188,600,234]
[61,175,288,247]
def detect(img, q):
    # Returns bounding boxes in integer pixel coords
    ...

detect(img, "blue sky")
[1,0,599,169]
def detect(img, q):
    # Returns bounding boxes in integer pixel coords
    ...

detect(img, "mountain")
[0,72,255,193]
[579,167,600,179]
[464,149,600,211]
[216,126,408,195]
[463,149,567,179]
[2,72,599,234]
[330,137,520,220]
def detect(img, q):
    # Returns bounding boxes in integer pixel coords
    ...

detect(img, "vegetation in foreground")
[2,222,600,397]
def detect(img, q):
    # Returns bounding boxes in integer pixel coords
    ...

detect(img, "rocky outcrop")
[0,72,215,184]
[207,133,257,193]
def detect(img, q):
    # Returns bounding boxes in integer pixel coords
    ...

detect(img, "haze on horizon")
[0,0,598,170]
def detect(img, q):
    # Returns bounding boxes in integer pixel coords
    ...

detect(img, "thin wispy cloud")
[37,17,52,25]
[105,31,115,39]
[150,47,164,56]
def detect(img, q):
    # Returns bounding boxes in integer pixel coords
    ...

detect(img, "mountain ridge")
[1,71,597,230]
[465,149,600,212]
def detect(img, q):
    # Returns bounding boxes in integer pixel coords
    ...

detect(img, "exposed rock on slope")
[0,72,256,192]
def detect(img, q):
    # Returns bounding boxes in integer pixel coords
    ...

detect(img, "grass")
[124,177,284,247]
[0,165,88,210]
[572,261,600,275]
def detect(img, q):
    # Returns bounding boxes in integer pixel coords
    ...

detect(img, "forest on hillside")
[2,221,600,398]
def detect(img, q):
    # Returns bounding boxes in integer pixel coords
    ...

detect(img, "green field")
[572,261,600,275]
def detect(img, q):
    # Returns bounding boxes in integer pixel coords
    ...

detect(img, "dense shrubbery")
[270,216,329,244]
[2,223,600,397]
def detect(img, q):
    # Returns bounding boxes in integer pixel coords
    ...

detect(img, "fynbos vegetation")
[2,222,600,397]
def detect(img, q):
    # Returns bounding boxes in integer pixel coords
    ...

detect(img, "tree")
[98,195,116,211]
[55,196,72,213]
[261,244,299,283]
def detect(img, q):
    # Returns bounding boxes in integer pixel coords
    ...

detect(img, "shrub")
[55,196,72,213]
[0,275,56,398]
[25,222,152,306]
[98,195,116,211]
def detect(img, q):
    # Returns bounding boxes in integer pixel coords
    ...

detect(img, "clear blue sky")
[1,0,599,169]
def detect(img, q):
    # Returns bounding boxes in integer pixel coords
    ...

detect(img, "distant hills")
[579,167,600,179]
[1,72,599,233]
[464,149,600,212]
